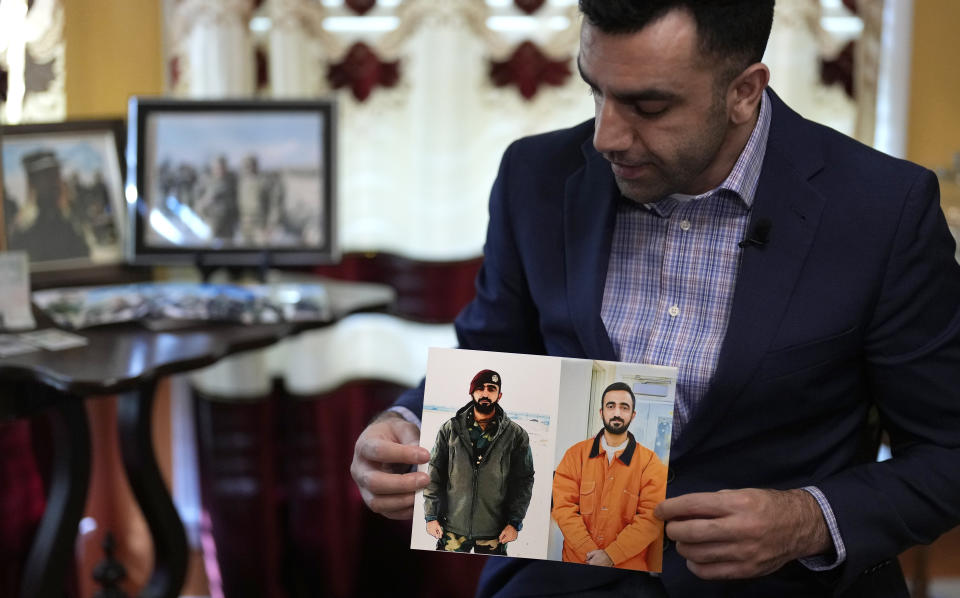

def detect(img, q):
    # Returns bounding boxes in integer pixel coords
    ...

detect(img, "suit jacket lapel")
[672,93,827,460]
[564,140,620,361]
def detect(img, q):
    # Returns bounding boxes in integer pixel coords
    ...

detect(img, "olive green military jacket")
[423,401,535,539]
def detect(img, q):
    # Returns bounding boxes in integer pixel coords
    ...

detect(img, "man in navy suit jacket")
[350,1,960,596]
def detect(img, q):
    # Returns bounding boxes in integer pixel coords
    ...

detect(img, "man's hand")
[350,411,430,519]
[654,488,831,580]
[426,520,443,539]
[585,549,614,567]
[498,524,519,544]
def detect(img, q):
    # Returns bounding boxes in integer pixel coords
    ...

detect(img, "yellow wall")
[64,0,164,119]
[907,0,960,214]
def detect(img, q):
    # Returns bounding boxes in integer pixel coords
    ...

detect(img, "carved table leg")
[117,382,187,598]
[20,396,91,598]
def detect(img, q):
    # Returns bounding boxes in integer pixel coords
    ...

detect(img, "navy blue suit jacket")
[396,91,960,597]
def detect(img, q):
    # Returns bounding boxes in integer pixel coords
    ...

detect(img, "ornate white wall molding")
[854,0,884,146]
[765,0,857,138]
[189,314,457,398]
[168,0,256,97]
[874,0,912,159]
[263,0,327,96]
[0,0,65,124]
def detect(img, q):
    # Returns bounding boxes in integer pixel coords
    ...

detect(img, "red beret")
[469,369,502,394]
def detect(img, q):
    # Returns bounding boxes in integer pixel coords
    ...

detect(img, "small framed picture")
[1,120,126,271]
[126,97,337,266]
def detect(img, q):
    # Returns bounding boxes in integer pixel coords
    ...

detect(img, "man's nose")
[593,99,633,155]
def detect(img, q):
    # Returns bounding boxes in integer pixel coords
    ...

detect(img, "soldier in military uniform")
[423,369,535,555]
[7,151,89,263]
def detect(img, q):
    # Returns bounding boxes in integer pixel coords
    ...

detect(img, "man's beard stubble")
[613,93,730,205]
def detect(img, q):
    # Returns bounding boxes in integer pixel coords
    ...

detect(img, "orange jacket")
[551,431,667,571]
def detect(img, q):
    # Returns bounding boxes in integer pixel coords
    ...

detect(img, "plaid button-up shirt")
[600,91,843,570]
[601,93,769,437]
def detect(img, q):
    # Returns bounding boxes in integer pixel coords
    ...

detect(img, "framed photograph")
[127,97,337,266]
[1,120,126,271]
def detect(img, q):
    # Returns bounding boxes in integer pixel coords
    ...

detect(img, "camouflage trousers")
[435,532,508,555]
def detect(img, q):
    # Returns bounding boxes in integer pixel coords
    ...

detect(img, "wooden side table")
[0,279,394,598]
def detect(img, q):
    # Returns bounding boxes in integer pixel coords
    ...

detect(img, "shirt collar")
[640,88,772,215]
[723,87,771,209]
[589,429,638,465]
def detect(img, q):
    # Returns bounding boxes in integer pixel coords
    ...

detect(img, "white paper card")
[0,333,40,357]
[18,329,89,351]
[0,252,36,331]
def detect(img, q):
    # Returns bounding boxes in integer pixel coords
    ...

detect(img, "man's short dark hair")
[601,382,636,411]
[579,0,775,78]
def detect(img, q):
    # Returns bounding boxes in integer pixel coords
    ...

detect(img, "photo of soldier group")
[1,125,125,268]
[144,111,327,251]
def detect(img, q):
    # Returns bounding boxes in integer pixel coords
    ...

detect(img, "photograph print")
[1,120,125,270]
[413,348,678,574]
[130,98,335,264]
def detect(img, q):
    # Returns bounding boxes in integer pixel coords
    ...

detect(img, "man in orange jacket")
[552,382,668,571]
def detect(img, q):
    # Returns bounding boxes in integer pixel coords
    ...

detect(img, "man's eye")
[634,102,669,117]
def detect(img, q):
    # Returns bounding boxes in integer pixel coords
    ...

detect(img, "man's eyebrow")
[577,55,680,104]
[576,55,595,89]
[617,89,679,103]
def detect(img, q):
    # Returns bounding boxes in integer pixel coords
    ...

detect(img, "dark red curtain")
[0,414,80,598]
[195,380,486,598]
[0,420,46,596]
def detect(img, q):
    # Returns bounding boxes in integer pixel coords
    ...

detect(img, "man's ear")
[726,62,769,125]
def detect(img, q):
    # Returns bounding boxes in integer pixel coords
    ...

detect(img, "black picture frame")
[1,119,127,271]
[126,97,338,267]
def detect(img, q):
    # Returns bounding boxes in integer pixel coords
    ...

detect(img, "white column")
[265,0,325,97]
[874,0,913,158]
[172,0,256,98]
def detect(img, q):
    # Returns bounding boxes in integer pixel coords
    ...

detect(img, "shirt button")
[679,219,692,231]
[668,305,680,317]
